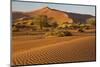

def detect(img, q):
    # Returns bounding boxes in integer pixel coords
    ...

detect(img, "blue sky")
[12,1,95,16]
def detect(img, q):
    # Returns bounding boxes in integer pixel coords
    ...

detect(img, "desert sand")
[12,35,96,65]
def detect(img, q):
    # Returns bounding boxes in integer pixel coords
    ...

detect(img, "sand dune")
[12,36,96,65]
[13,36,86,53]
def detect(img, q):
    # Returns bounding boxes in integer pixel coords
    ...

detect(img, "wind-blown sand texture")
[12,36,96,65]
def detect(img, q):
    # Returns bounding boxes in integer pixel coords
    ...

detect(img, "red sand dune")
[27,7,73,24]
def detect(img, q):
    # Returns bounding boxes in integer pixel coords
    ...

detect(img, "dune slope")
[12,36,96,65]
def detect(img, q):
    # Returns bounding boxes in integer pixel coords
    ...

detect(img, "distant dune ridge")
[12,36,96,65]
[12,7,94,24]
[26,7,73,24]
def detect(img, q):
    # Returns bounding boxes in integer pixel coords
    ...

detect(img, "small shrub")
[87,18,96,26]
[56,31,65,37]
[12,26,19,32]
[64,31,72,36]
[85,26,90,30]
[45,29,72,37]
[55,30,72,37]
[78,28,84,32]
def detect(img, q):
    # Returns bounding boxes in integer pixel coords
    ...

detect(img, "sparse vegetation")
[87,18,96,26]
[45,29,72,37]
[12,7,96,36]
[55,30,72,37]
[78,28,84,32]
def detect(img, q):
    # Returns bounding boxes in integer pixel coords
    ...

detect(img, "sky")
[12,1,96,16]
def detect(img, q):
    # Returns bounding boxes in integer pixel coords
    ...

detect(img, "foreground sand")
[12,36,96,65]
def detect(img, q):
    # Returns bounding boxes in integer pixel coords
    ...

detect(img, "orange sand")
[12,36,96,65]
